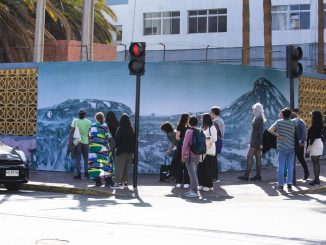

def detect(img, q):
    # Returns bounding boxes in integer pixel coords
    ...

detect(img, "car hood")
[0,144,26,162]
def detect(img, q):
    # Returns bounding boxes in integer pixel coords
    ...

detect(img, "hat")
[79,108,87,114]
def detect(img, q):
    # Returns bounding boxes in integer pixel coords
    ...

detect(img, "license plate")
[6,170,19,177]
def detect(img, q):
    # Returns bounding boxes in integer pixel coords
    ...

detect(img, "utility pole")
[33,0,46,62]
[81,0,95,61]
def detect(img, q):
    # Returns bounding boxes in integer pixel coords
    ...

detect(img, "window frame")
[143,11,180,36]
[271,4,310,31]
[188,8,227,34]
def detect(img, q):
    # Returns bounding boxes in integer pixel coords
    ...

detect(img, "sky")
[38,62,290,116]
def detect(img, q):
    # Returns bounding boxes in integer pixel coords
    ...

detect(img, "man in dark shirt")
[292,109,309,180]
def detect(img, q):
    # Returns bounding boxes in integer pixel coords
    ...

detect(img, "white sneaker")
[175,183,182,188]
[184,191,199,198]
[198,185,203,191]
[183,184,190,189]
[203,187,213,192]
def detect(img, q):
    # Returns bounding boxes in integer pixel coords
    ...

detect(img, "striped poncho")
[88,123,114,179]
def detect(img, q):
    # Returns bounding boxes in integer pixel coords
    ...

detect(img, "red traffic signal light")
[129,42,146,76]
[286,45,303,78]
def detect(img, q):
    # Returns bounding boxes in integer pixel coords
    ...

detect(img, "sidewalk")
[22,159,326,198]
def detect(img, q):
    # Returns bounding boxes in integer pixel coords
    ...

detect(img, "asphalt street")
[0,189,325,245]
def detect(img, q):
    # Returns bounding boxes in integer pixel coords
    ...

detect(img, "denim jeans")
[185,156,199,192]
[277,149,295,186]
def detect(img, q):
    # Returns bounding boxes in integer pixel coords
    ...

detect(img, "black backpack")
[190,129,207,155]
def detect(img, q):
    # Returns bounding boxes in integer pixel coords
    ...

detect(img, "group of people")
[239,104,324,190]
[160,106,225,198]
[162,103,325,197]
[68,109,135,189]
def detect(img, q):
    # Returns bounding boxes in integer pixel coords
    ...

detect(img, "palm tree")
[317,0,324,73]
[263,0,272,67]
[0,0,117,62]
[242,0,250,65]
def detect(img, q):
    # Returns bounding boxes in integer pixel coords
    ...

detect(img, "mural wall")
[35,62,291,173]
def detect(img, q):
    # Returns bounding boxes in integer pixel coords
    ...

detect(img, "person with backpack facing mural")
[182,115,206,198]
[238,103,265,181]
[198,113,217,192]
[68,108,92,180]
[210,106,225,183]
[175,113,190,188]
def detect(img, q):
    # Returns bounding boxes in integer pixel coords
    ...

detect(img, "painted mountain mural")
[36,78,289,173]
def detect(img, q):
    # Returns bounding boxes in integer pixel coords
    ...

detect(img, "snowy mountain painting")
[36,62,291,173]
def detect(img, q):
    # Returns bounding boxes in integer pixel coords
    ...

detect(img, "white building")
[106,0,326,73]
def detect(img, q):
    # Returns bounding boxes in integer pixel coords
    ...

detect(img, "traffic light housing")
[286,45,303,78]
[129,42,146,76]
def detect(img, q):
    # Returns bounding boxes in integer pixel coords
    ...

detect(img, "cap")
[79,108,87,114]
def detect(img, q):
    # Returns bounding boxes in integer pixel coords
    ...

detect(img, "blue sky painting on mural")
[35,61,293,173]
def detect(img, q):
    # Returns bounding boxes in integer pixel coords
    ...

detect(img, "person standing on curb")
[269,108,295,191]
[210,106,225,183]
[182,115,201,198]
[238,103,265,181]
[69,108,92,180]
[307,110,324,186]
[291,109,309,180]
[113,114,135,189]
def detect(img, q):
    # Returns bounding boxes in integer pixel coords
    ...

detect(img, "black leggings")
[311,156,320,181]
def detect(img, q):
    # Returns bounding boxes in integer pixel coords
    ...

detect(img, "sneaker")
[203,187,213,192]
[184,191,199,198]
[287,184,292,191]
[309,180,320,186]
[175,183,182,188]
[250,175,262,181]
[198,185,203,191]
[213,178,220,183]
[273,185,283,190]
[112,183,123,189]
[183,184,190,189]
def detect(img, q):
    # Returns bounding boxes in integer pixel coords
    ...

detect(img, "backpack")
[190,129,206,155]
[214,122,223,154]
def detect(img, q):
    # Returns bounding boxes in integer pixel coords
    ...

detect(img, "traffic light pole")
[290,77,297,186]
[133,75,141,189]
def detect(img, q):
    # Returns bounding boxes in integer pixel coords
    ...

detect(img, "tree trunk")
[318,0,324,73]
[263,0,272,67]
[242,0,250,65]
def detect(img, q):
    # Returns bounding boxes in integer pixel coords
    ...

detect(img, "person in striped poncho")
[88,112,114,187]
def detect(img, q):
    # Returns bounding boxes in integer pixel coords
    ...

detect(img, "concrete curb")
[21,182,326,197]
[292,186,326,195]
[22,183,114,197]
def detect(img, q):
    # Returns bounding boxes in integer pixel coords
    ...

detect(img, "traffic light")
[286,45,303,78]
[129,42,146,76]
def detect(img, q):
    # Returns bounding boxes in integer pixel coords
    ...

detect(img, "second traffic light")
[129,42,146,76]
[286,45,303,78]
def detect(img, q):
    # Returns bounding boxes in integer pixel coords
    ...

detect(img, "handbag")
[159,156,171,182]
[73,119,81,145]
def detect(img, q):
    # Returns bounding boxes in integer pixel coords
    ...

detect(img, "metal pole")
[290,77,297,186]
[206,45,209,62]
[33,0,46,62]
[159,43,165,62]
[133,75,141,188]
[81,0,94,61]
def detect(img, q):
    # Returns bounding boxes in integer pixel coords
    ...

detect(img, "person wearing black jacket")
[113,114,135,189]
[307,110,324,186]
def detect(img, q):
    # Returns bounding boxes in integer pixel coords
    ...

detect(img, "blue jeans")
[277,149,295,186]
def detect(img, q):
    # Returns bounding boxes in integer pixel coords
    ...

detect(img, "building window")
[188,9,227,34]
[114,25,122,44]
[272,4,310,30]
[143,11,180,35]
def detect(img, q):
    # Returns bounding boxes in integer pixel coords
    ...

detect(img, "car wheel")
[4,183,22,191]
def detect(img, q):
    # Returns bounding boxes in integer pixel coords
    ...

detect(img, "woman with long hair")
[113,114,135,189]
[105,111,119,159]
[239,103,265,181]
[198,113,217,191]
[88,112,114,187]
[307,110,324,186]
[175,113,190,188]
